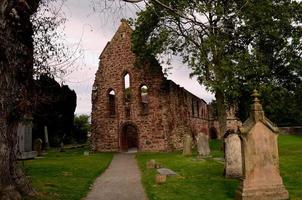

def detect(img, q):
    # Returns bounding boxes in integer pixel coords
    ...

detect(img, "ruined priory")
[91,20,237,152]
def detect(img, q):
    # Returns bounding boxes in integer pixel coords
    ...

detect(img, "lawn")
[136,135,302,200]
[23,148,113,200]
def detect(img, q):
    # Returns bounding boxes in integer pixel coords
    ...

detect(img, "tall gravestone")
[236,90,289,200]
[196,132,210,157]
[44,126,50,150]
[182,134,192,156]
[224,133,242,178]
[17,116,37,159]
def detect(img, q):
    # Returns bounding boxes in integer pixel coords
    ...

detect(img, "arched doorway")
[209,127,218,139]
[120,123,139,152]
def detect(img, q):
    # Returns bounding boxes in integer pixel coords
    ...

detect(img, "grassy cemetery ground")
[137,135,302,200]
[23,147,113,200]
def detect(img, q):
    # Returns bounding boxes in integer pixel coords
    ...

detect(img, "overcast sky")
[57,0,214,115]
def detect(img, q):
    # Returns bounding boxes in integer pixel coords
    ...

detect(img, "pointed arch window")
[108,89,116,117]
[140,85,149,114]
[124,73,131,117]
[124,73,131,103]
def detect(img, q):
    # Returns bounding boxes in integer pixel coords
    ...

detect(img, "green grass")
[137,135,302,200]
[279,135,302,200]
[23,148,113,200]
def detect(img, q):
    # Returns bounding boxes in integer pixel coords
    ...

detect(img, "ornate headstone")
[196,132,210,157]
[224,133,242,178]
[235,90,289,200]
[182,134,192,156]
[17,116,37,159]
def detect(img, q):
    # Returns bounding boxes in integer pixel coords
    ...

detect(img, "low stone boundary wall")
[279,126,302,135]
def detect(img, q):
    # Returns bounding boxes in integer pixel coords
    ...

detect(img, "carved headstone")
[224,133,242,178]
[182,134,192,156]
[196,132,210,157]
[236,90,289,200]
[17,116,37,159]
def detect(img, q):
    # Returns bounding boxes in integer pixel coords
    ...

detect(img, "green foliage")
[33,75,77,146]
[137,135,302,200]
[132,0,302,126]
[23,148,113,200]
[73,114,90,144]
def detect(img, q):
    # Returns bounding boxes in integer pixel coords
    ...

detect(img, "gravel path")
[85,153,148,200]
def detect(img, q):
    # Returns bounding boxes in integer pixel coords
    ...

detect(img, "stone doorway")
[120,123,139,152]
[209,127,218,139]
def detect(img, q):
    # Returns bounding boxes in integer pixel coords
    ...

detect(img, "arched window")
[108,89,116,117]
[140,85,149,114]
[124,73,130,103]
[191,98,198,118]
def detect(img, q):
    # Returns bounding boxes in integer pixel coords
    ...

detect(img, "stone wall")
[91,20,212,152]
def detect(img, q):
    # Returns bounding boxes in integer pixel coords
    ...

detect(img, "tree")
[130,0,244,137]
[129,0,302,135]
[32,75,76,147]
[0,0,40,198]
[73,115,90,144]
[0,0,80,198]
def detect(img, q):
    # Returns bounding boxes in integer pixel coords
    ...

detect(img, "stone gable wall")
[91,21,211,152]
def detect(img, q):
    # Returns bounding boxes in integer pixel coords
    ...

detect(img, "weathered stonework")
[224,133,242,178]
[235,90,289,200]
[91,21,213,152]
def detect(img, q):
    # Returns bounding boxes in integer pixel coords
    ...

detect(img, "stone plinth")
[224,133,242,178]
[236,90,289,200]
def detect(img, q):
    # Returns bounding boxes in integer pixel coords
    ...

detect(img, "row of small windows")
[191,98,207,118]
[108,73,149,117]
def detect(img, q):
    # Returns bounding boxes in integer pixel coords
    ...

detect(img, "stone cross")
[224,133,242,178]
[196,132,210,157]
[235,90,289,200]
[182,134,192,156]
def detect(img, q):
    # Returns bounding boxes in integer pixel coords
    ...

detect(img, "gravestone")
[236,90,289,200]
[196,132,210,157]
[182,134,192,156]
[146,159,156,169]
[34,138,43,156]
[155,174,166,184]
[224,133,242,178]
[44,126,50,150]
[157,168,177,176]
[17,116,37,159]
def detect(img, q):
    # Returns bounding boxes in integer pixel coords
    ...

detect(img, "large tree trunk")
[0,0,39,199]
[215,89,227,139]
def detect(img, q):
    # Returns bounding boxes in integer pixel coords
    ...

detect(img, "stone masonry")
[91,20,217,152]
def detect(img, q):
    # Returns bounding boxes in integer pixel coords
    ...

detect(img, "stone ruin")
[91,20,211,152]
[236,90,289,200]
[91,20,241,152]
